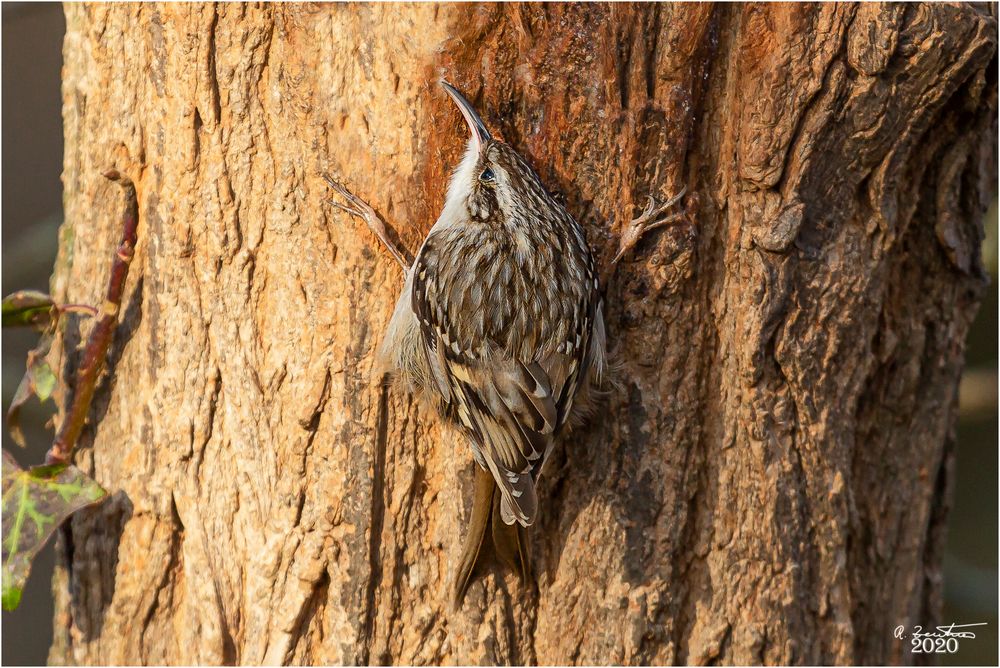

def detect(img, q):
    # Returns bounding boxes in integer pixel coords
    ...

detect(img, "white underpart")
[377,139,479,383]
[436,139,480,234]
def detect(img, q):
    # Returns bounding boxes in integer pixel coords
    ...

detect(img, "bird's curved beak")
[441,80,492,152]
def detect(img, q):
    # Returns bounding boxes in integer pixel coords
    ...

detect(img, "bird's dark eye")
[479,168,495,183]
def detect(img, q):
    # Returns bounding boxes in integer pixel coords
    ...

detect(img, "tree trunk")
[47,3,995,665]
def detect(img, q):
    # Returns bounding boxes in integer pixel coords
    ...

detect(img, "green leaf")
[31,360,56,402]
[2,291,55,329]
[6,335,55,447]
[2,579,21,610]
[2,450,107,611]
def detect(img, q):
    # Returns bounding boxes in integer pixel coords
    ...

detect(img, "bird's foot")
[611,185,688,267]
[324,174,410,270]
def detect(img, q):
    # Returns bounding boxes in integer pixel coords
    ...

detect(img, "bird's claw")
[638,195,658,222]
[323,173,410,269]
[611,185,689,266]
[324,175,370,220]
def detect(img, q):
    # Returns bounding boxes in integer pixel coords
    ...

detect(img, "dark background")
[2,3,996,664]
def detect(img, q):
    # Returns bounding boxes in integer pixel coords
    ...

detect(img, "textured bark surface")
[48,3,996,665]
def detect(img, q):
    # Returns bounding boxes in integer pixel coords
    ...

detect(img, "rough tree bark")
[46,3,995,665]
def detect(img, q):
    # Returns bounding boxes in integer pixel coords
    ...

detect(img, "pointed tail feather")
[452,466,495,608]
[453,467,534,608]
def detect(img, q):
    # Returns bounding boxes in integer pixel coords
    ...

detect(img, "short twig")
[47,170,138,465]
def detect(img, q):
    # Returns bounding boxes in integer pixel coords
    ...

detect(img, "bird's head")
[441,81,553,227]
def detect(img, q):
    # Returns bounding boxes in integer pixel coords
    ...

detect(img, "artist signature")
[895,623,987,640]
[894,623,987,653]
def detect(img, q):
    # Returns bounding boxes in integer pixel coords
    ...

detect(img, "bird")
[325,80,686,607]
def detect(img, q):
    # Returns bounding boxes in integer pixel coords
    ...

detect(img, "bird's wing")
[412,246,597,527]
